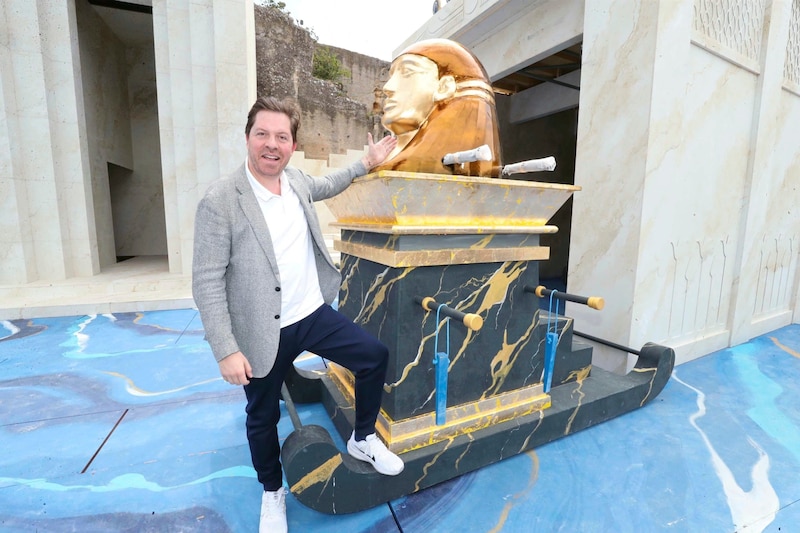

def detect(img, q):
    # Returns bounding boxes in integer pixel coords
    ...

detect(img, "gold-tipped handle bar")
[524,285,605,311]
[415,296,484,331]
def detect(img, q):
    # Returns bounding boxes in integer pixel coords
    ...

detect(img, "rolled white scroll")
[501,156,557,175]
[441,144,493,166]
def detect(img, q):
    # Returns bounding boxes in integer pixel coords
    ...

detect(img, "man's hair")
[245,96,301,140]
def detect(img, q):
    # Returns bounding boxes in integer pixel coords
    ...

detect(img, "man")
[192,96,402,532]
[374,38,502,177]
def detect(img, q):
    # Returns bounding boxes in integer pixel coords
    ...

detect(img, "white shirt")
[245,163,324,327]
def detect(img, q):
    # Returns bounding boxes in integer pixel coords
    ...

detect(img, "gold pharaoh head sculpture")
[373,38,502,177]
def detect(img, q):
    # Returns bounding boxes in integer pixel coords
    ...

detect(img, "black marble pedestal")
[279,172,673,514]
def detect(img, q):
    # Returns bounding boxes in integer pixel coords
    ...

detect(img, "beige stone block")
[4,0,41,55]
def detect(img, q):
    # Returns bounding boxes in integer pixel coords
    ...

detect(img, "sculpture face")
[374,38,502,177]
[382,54,441,135]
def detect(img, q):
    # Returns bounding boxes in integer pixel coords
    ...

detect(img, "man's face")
[246,110,296,182]
[382,54,441,135]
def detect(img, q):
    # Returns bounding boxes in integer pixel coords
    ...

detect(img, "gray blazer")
[192,161,367,378]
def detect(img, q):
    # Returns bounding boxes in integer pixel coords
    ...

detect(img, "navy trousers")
[243,303,389,491]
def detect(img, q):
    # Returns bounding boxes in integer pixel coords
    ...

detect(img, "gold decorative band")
[334,239,550,267]
[327,363,551,454]
[455,79,495,101]
[331,222,559,235]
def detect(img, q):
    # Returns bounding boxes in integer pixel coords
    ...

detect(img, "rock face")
[255,5,390,159]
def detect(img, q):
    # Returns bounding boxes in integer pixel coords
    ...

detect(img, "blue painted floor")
[1,310,799,532]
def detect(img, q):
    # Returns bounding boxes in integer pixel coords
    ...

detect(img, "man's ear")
[434,75,456,102]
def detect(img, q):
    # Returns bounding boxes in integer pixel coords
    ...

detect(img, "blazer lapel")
[235,168,281,278]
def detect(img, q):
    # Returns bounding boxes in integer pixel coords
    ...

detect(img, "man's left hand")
[362,133,397,170]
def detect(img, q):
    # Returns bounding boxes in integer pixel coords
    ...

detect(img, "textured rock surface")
[255,6,389,159]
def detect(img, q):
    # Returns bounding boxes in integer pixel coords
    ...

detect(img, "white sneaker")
[347,432,404,476]
[260,487,287,533]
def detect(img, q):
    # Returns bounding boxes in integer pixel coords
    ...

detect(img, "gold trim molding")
[332,222,559,235]
[334,240,550,267]
[328,364,551,454]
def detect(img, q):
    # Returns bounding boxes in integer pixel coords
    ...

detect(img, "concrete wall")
[155,0,256,275]
[76,0,167,263]
[1,0,98,283]
[113,40,166,258]
[0,0,256,285]
[76,0,134,267]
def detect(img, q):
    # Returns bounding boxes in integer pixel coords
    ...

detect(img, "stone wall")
[254,5,389,159]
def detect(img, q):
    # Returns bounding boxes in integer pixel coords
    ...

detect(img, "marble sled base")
[280,341,675,515]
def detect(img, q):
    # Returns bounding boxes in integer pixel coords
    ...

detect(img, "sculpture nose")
[383,75,397,94]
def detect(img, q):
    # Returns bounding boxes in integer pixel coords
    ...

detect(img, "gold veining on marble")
[564,366,591,434]
[337,257,359,308]
[631,364,658,406]
[453,262,526,370]
[770,336,800,359]
[489,449,540,533]
[328,362,551,454]
[352,266,414,326]
[131,312,188,332]
[383,335,428,393]
[414,437,455,491]
[383,261,535,398]
[492,314,571,400]
[518,409,545,453]
[485,322,538,398]
[454,432,475,470]
[386,233,400,249]
[290,455,342,494]
[470,235,494,249]
[334,239,549,267]
[383,268,483,393]
[102,371,220,396]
